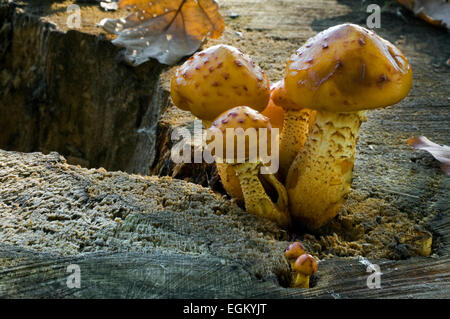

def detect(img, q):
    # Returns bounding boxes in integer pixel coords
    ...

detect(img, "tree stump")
[0,0,448,298]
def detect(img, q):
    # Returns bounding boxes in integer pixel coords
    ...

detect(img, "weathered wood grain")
[1,247,448,298]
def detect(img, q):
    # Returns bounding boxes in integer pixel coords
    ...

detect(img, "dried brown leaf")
[407,136,450,175]
[397,0,450,30]
[101,0,225,65]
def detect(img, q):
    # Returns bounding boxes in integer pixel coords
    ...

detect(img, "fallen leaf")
[101,0,225,66]
[407,136,450,175]
[397,0,450,30]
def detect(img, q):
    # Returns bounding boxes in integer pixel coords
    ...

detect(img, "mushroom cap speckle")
[293,254,318,275]
[208,106,272,162]
[171,45,270,121]
[285,241,307,260]
[283,24,413,112]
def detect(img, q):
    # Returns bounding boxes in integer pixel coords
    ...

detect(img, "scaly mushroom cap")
[171,44,270,121]
[284,24,412,112]
[293,254,318,276]
[285,242,307,260]
[209,106,272,162]
[261,81,285,131]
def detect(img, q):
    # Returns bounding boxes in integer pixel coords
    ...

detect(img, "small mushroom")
[221,82,288,201]
[261,81,286,132]
[284,241,307,261]
[208,106,291,227]
[291,254,318,288]
[170,44,270,127]
[284,242,317,288]
[272,79,316,180]
[284,24,413,229]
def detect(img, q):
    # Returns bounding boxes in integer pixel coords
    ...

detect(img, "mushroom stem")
[216,163,244,201]
[233,161,291,227]
[286,110,366,229]
[261,172,290,217]
[279,109,314,180]
[291,273,310,288]
[205,119,244,201]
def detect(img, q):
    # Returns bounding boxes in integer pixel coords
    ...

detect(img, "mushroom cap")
[171,44,270,121]
[261,81,285,131]
[271,79,300,110]
[283,24,413,112]
[293,254,318,275]
[271,80,317,132]
[208,106,272,162]
[284,241,307,260]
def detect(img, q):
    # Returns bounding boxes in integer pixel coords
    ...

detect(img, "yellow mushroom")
[284,24,413,229]
[207,106,290,227]
[284,242,318,288]
[291,254,318,288]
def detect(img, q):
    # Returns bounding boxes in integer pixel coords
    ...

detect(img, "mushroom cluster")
[284,242,318,288]
[170,24,413,232]
[171,44,290,227]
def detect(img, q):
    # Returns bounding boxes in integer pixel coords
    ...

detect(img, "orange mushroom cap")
[208,106,272,162]
[261,81,285,131]
[285,241,307,260]
[271,79,299,110]
[293,254,318,276]
[283,24,413,113]
[171,45,270,121]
